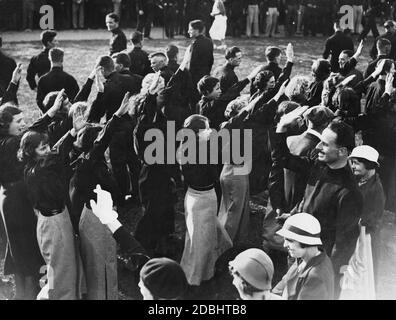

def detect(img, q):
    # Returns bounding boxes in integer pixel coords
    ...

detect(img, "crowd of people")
[2,1,396,39]
[0,6,395,300]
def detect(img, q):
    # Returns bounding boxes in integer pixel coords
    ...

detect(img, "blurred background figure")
[72,0,85,29]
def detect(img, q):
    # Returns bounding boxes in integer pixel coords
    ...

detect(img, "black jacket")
[26,48,51,90]
[272,132,363,274]
[127,47,152,77]
[88,72,142,122]
[189,34,214,85]
[109,28,127,56]
[36,66,79,112]
[369,31,396,61]
[323,31,354,72]
[215,62,239,93]
[0,50,16,99]
[364,54,388,79]
[263,61,282,80]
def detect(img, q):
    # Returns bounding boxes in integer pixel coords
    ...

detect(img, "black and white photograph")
[0,0,396,304]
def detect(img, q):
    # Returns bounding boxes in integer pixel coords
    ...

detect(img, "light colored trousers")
[246,4,259,37]
[266,7,279,36]
[353,5,363,33]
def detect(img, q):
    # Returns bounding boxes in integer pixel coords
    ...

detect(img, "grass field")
[1,33,396,300]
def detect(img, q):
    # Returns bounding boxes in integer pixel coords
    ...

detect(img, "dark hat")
[384,20,395,28]
[140,258,188,299]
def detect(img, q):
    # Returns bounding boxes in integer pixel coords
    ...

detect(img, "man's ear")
[339,146,349,158]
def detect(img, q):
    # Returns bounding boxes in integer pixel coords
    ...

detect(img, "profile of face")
[350,158,370,178]
[338,53,349,69]
[188,26,200,38]
[283,238,306,259]
[106,17,118,31]
[316,128,342,164]
[48,37,58,49]
[267,76,276,90]
[207,82,222,100]
[8,113,26,136]
[274,53,282,65]
[230,52,243,67]
[138,279,154,300]
[150,56,166,72]
[35,141,51,160]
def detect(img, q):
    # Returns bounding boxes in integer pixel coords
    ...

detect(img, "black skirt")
[0,181,44,276]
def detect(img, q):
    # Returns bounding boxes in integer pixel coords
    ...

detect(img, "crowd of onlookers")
[2,1,396,39]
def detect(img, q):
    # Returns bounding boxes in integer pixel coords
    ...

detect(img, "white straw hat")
[349,145,379,166]
[276,213,322,246]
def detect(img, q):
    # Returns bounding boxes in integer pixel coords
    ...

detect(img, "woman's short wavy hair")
[0,105,22,136]
[285,75,311,102]
[17,130,49,163]
[253,70,274,92]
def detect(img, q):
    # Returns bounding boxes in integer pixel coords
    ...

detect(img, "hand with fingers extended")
[95,66,106,93]
[114,92,132,117]
[286,43,294,63]
[72,104,87,133]
[11,63,22,84]
[274,79,290,101]
[372,59,387,78]
[47,89,66,118]
[277,105,310,133]
[354,40,364,59]
[90,185,119,225]
[385,73,395,95]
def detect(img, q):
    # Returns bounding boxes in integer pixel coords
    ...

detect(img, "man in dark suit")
[36,48,79,112]
[323,22,354,73]
[88,55,142,205]
[274,116,363,297]
[26,30,58,91]
[106,12,127,56]
[365,38,391,78]
[369,20,396,61]
[112,52,144,81]
[214,46,242,93]
[127,31,152,77]
[284,106,335,211]
[187,19,214,105]
[0,36,17,100]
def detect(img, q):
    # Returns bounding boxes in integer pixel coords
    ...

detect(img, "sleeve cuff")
[107,219,122,234]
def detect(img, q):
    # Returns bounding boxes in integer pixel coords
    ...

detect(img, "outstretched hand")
[95,66,106,93]
[286,43,294,62]
[277,105,310,132]
[90,185,119,225]
[47,89,66,117]
[115,92,132,117]
[385,73,394,95]
[373,59,386,78]
[338,74,356,87]
[11,63,22,84]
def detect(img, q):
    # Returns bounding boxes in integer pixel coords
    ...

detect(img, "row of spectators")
[2,1,396,38]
